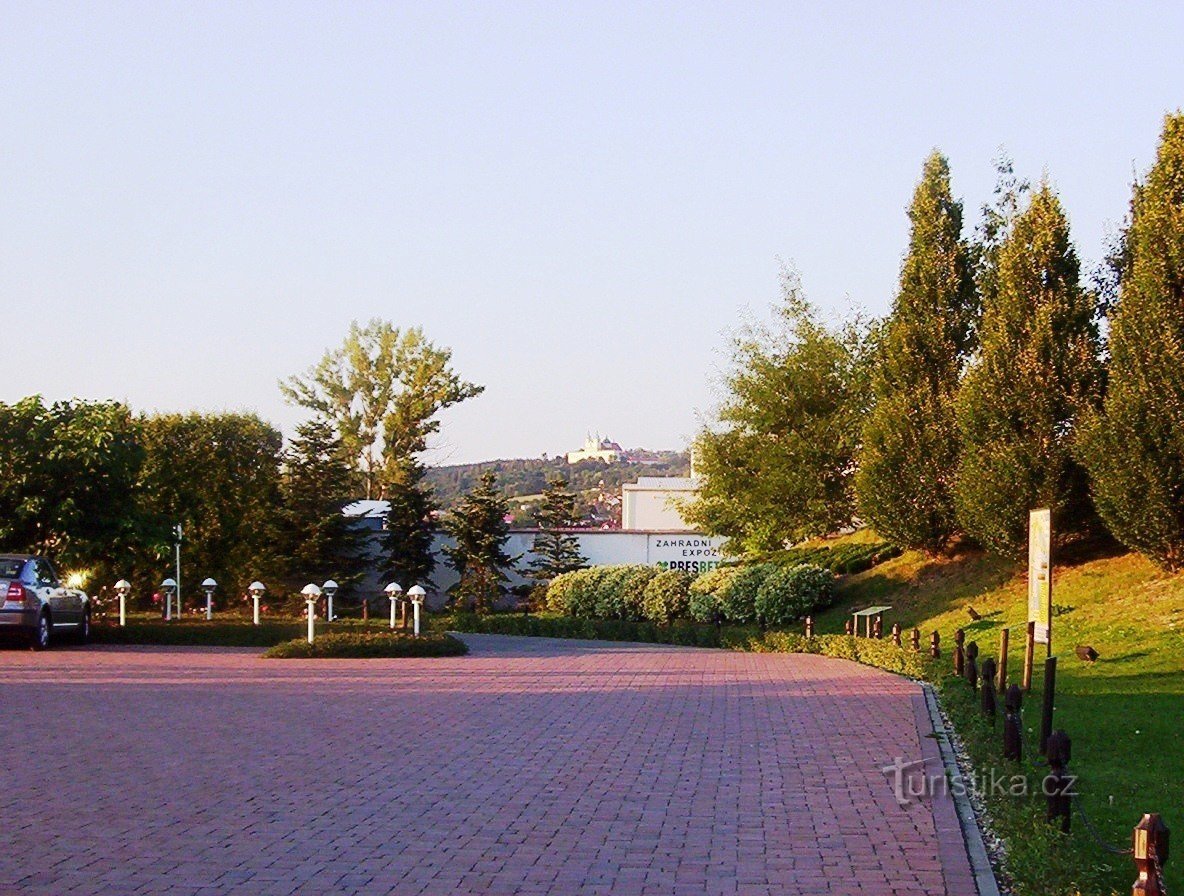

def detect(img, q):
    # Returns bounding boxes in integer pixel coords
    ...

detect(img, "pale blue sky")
[2,3,1181,464]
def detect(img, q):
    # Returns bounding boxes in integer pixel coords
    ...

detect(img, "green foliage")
[856,152,977,552]
[381,460,438,591]
[282,320,483,499]
[0,397,144,588]
[442,471,517,613]
[92,619,306,646]
[954,184,1103,555]
[263,631,467,659]
[274,420,369,597]
[715,563,772,624]
[687,566,739,622]
[136,412,284,602]
[641,569,694,624]
[1079,113,1184,569]
[593,564,658,620]
[754,564,834,626]
[683,270,872,552]
[529,478,587,580]
[751,540,901,575]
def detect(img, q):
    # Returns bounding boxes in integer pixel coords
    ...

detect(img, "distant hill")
[425,451,691,511]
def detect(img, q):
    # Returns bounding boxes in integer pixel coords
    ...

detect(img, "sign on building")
[1028,508,1052,647]
[648,535,722,574]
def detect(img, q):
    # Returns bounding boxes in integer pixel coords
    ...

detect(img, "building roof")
[622,477,697,491]
[342,499,390,519]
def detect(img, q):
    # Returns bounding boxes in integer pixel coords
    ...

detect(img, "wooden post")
[362,598,369,623]
[852,613,859,637]
[980,657,997,722]
[911,628,921,651]
[1003,684,1022,760]
[966,641,979,691]
[954,628,965,677]
[998,628,1009,691]
[805,616,814,638]
[1132,813,1170,896]
[1039,656,1057,755]
[873,615,883,639]
[929,630,940,658]
[891,622,901,647]
[1023,620,1036,692]
[844,618,853,636]
[1045,729,1072,833]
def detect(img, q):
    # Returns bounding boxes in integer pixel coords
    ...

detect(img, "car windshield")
[0,559,26,580]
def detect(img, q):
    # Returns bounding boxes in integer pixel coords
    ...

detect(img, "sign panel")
[647,535,724,574]
[1028,509,1052,646]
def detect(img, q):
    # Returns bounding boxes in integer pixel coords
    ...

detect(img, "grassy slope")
[817,542,1182,894]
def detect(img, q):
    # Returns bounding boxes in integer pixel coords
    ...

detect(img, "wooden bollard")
[361,599,369,623]
[1039,656,1057,755]
[1003,684,1022,760]
[805,616,814,638]
[954,628,966,677]
[844,618,854,636]
[1132,813,1170,896]
[980,657,997,722]
[966,641,979,692]
[891,622,901,647]
[911,628,921,651]
[929,630,940,658]
[1045,729,1072,833]
[998,628,1009,691]
[1023,620,1036,692]
[873,615,883,639]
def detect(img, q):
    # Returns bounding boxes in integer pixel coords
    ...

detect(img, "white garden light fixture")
[301,583,321,644]
[114,579,131,627]
[160,578,177,622]
[384,582,403,630]
[408,585,426,637]
[248,581,266,626]
[201,578,217,620]
[323,580,339,622]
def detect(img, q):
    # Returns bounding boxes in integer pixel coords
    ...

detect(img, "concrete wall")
[621,477,697,531]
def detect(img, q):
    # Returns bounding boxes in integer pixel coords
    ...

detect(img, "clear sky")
[2,2,1181,464]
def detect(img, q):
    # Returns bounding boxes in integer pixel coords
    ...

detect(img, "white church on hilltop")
[566,433,626,464]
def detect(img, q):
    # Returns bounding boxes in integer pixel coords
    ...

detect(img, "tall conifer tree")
[954,184,1102,555]
[443,472,517,613]
[529,477,586,581]
[381,459,438,590]
[1079,113,1184,569]
[856,152,976,552]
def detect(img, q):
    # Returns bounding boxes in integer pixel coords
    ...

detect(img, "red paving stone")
[0,634,976,895]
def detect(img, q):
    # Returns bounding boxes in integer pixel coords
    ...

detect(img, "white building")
[621,476,698,531]
[566,433,625,464]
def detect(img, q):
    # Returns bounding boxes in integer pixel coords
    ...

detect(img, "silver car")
[0,554,90,649]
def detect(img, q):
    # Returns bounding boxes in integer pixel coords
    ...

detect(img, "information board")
[1028,509,1052,646]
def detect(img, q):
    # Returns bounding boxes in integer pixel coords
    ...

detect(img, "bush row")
[263,631,468,659]
[448,613,935,679]
[544,562,835,627]
[749,540,902,575]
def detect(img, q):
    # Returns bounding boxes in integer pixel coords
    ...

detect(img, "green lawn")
[821,543,1183,895]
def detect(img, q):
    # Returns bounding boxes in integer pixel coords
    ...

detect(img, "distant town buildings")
[566,433,625,464]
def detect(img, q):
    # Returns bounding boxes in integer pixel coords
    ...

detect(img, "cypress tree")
[954,184,1103,555]
[855,152,976,552]
[529,477,587,581]
[1079,113,1184,569]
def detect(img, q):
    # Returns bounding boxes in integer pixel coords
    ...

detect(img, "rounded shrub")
[754,564,835,626]
[641,569,694,624]
[716,563,776,624]
[688,566,739,623]
[567,567,611,618]
[594,565,658,620]
[545,570,582,614]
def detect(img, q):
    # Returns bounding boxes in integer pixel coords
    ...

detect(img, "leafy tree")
[136,412,284,604]
[856,152,977,553]
[274,419,370,597]
[442,471,517,613]
[1079,113,1184,569]
[529,477,587,581]
[281,320,482,498]
[682,270,872,553]
[0,396,144,587]
[954,184,1103,555]
[381,459,438,590]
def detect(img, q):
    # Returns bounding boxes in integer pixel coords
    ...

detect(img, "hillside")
[425,451,690,510]
[817,539,1183,895]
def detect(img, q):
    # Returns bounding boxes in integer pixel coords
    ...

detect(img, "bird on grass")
[966,606,982,621]
[1075,645,1099,663]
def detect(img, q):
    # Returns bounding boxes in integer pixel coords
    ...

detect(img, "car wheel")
[77,611,90,645]
[30,612,51,651]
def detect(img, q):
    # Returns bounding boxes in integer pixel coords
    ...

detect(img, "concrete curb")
[922,683,1002,896]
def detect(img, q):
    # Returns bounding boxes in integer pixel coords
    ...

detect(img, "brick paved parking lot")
[0,635,974,895]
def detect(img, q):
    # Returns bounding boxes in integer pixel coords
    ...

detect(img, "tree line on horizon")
[686,112,1184,572]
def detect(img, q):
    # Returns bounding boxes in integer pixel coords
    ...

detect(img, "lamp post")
[301,583,321,644]
[160,578,177,622]
[385,582,403,630]
[201,578,217,621]
[323,580,338,622]
[248,581,266,625]
[114,579,131,627]
[408,585,426,637]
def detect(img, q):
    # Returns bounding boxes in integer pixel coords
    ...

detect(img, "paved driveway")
[0,634,974,895]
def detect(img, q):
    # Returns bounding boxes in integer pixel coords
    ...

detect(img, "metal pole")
[205,593,212,621]
[327,594,334,622]
[413,601,420,637]
[174,524,182,619]
[253,596,261,626]
[119,594,126,627]
[306,601,315,645]
[389,597,397,630]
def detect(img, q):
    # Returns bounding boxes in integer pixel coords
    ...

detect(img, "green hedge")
[641,569,694,624]
[751,540,902,574]
[263,631,468,659]
[92,620,308,646]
